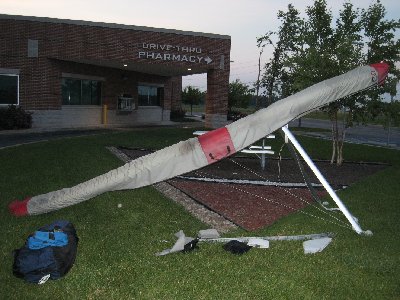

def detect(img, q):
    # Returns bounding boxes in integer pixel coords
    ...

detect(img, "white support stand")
[281,125,369,235]
[241,134,275,170]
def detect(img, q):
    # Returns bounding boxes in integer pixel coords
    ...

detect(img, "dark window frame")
[0,74,19,106]
[61,77,102,106]
[138,85,163,107]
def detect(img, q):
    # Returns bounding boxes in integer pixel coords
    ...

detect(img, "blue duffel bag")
[12,220,79,284]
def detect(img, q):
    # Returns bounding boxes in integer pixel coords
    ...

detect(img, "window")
[62,78,101,105]
[0,74,19,105]
[138,85,163,106]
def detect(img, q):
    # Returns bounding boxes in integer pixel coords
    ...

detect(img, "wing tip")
[370,62,389,85]
[9,197,30,216]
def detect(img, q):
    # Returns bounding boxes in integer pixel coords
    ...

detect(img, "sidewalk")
[0,126,116,149]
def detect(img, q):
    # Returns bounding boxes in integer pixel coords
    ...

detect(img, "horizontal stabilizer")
[303,237,332,254]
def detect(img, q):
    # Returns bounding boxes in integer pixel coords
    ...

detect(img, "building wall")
[0,15,231,128]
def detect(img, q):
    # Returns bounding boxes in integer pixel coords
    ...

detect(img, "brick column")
[164,76,182,111]
[205,68,229,128]
[163,76,182,121]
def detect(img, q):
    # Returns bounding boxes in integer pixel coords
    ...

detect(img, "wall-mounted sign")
[138,43,213,65]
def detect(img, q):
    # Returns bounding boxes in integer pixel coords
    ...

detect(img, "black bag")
[12,220,79,284]
[183,238,199,253]
[223,240,252,255]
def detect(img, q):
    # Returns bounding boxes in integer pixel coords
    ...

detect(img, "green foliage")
[365,99,400,128]
[0,105,32,130]
[257,4,302,104]
[181,86,204,116]
[169,108,187,121]
[361,0,400,103]
[228,79,253,111]
[291,0,339,88]
[227,109,248,121]
[384,100,400,127]
[259,0,399,165]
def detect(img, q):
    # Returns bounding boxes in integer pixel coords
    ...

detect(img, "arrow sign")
[204,56,212,64]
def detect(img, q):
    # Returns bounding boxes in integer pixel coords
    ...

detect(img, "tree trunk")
[330,110,343,165]
[255,48,263,110]
[330,120,337,164]
[330,110,347,166]
[336,112,347,166]
[330,113,337,165]
[337,129,345,166]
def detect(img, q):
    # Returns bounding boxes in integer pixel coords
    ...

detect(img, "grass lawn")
[1,127,399,299]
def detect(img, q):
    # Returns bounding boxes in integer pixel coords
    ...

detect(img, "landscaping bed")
[120,147,388,231]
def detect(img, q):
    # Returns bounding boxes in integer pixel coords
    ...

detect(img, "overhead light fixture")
[123,64,128,67]
[187,68,192,71]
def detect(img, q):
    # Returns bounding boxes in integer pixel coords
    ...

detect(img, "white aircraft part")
[303,237,332,254]
[226,65,382,152]
[247,238,270,249]
[8,63,389,216]
[28,138,207,215]
[198,229,221,239]
[156,230,194,256]
[198,232,334,243]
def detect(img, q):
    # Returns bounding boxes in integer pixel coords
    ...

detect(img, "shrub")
[227,110,247,121]
[170,109,186,121]
[0,105,32,130]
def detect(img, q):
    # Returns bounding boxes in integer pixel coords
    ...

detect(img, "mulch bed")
[119,147,388,231]
[167,180,327,231]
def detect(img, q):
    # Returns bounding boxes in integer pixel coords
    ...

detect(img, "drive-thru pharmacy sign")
[138,43,213,65]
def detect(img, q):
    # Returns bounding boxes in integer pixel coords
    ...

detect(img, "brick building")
[0,14,231,129]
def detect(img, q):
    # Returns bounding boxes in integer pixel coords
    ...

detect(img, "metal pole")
[281,126,365,234]
[387,94,394,146]
[261,138,266,170]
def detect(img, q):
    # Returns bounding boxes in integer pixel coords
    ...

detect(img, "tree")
[181,86,204,116]
[301,0,398,165]
[257,4,303,106]
[362,0,400,102]
[228,79,253,112]
[325,1,364,165]
[290,0,337,90]
[265,0,399,165]
[254,41,265,110]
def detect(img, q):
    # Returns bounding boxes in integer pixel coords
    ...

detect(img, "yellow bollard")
[102,104,108,125]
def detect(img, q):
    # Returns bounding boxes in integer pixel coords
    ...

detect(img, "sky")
[1,0,399,93]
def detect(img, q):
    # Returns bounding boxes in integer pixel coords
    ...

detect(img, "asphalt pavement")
[289,118,400,150]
